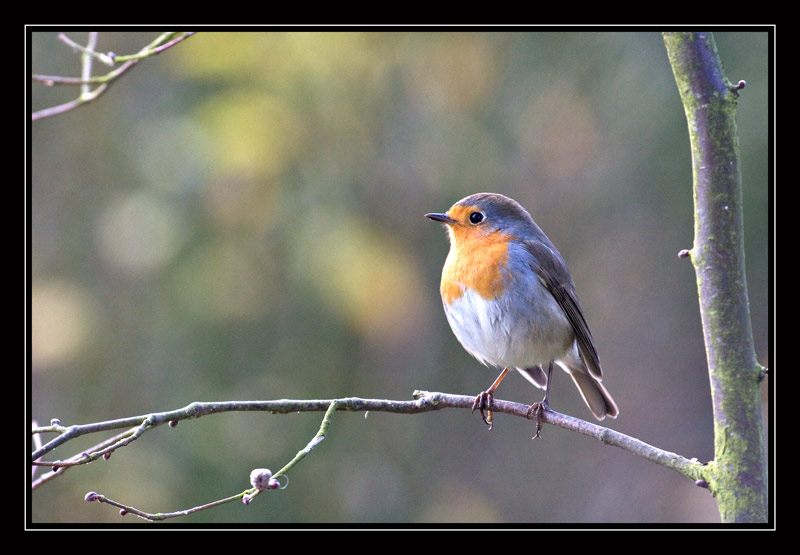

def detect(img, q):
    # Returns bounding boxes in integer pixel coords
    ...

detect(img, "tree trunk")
[663,31,768,523]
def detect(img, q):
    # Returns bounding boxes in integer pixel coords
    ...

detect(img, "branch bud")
[249,468,274,491]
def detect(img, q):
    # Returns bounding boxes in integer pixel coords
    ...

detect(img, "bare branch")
[35,393,705,521]
[31,32,195,121]
[32,392,706,479]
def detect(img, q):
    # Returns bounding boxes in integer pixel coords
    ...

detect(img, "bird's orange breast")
[440,218,516,305]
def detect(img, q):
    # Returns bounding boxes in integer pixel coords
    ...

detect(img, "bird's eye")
[469,211,484,224]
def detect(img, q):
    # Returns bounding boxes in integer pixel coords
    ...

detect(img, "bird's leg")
[526,362,553,439]
[472,367,509,430]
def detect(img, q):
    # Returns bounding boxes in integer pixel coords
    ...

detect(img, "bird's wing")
[522,238,602,379]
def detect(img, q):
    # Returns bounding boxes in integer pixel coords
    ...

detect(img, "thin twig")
[57,33,114,66]
[80,32,98,97]
[31,427,139,489]
[32,74,110,86]
[85,488,251,521]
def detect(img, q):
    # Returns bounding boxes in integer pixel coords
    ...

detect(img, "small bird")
[426,193,618,435]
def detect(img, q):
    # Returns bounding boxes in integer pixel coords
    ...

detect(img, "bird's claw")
[472,390,495,430]
[526,400,549,439]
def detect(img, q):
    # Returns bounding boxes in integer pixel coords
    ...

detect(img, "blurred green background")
[30,30,769,524]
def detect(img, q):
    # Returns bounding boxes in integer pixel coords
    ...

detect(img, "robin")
[426,193,618,436]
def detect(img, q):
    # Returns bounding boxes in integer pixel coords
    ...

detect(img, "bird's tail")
[562,361,619,420]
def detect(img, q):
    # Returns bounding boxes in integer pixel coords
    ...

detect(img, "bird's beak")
[425,212,456,225]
